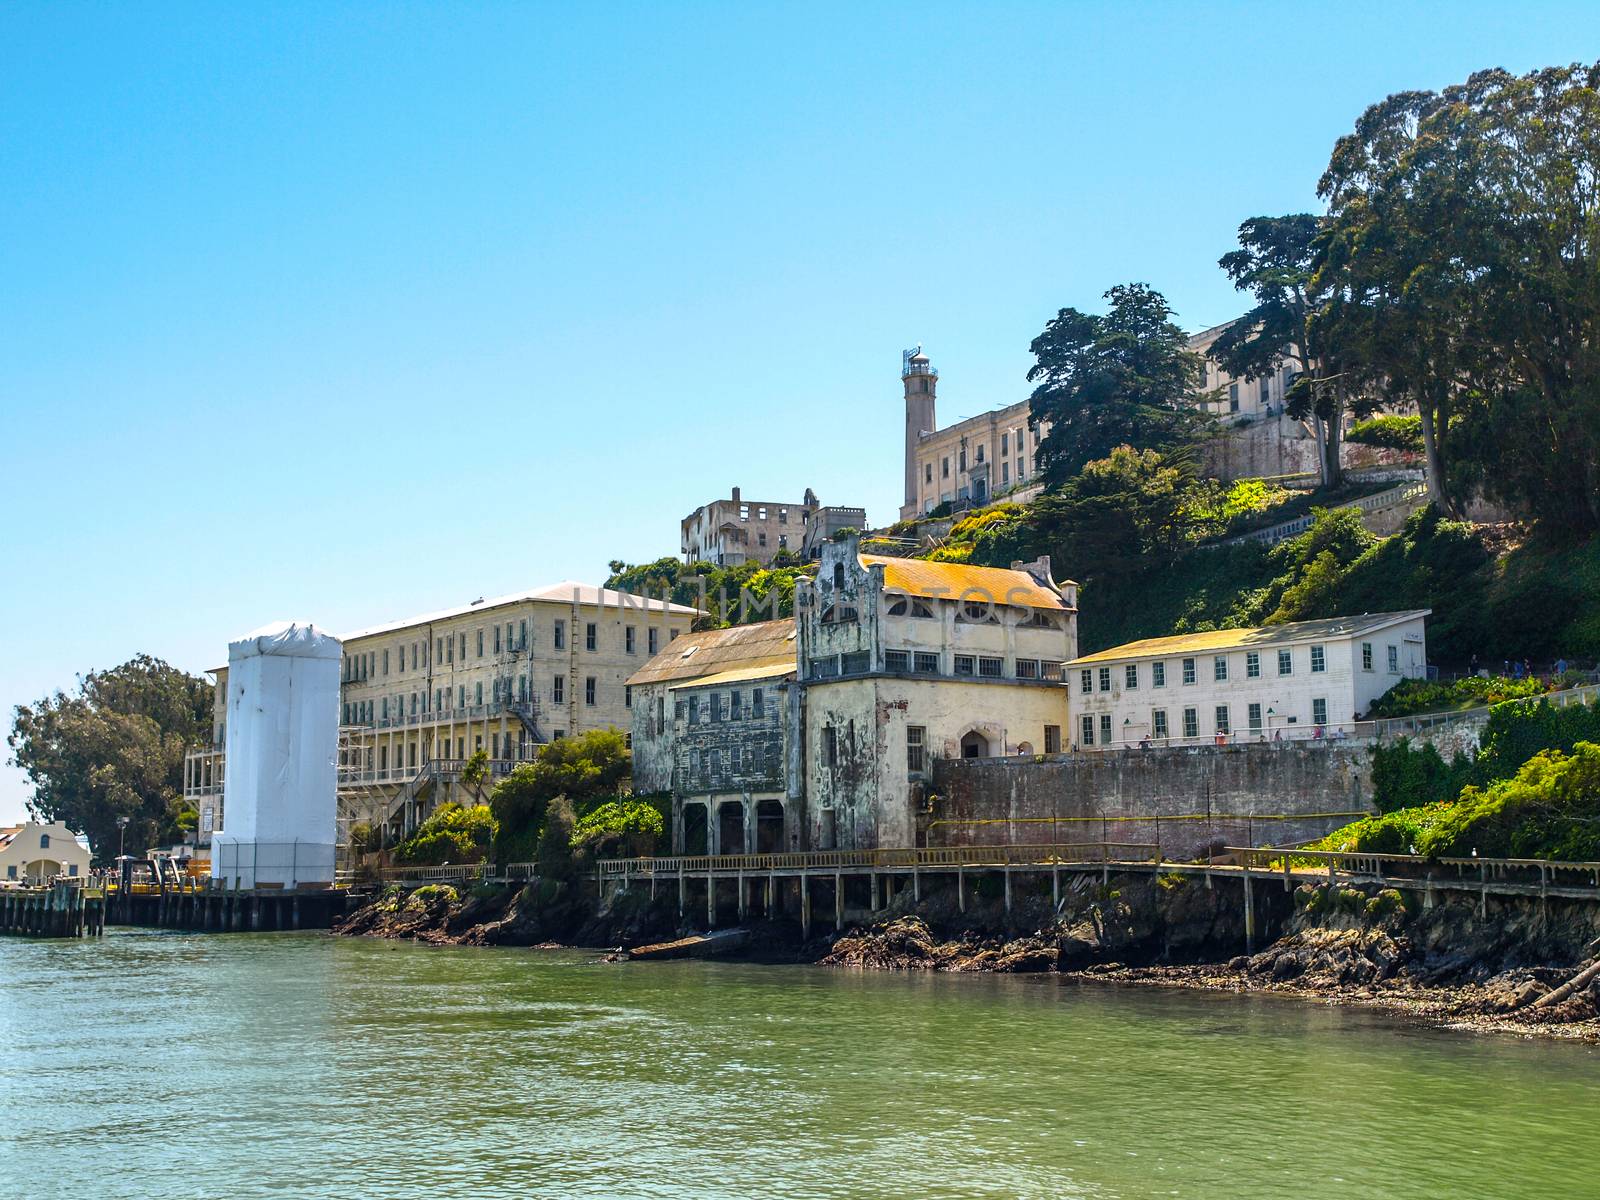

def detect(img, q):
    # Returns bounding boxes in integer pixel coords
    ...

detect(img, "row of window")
[685,741,782,779]
[926,425,1034,483]
[1080,641,1400,695]
[680,687,768,727]
[1079,698,1334,746]
[342,674,635,726]
[340,622,664,684]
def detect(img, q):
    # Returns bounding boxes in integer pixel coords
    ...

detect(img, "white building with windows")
[1065,611,1430,749]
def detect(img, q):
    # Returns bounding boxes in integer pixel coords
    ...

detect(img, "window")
[625,626,636,654]
[954,654,975,676]
[554,621,566,650]
[1098,666,1111,692]
[907,725,926,774]
[494,627,502,654]
[924,464,932,484]
[1125,664,1138,689]
[552,677,565,704]
[979,657,1003,678]
[729,691,742,720]
[914,652,940,674]
[1080,669,1094,693]
[1182,707,1199,739]
[1214,655,1228,682]
[477,630,484,658]
[648,627,659,655]
[585,677,596,706]
[1228,382,1239,412]
[39,833,50,849]
[1152,661,1166,687]
[688,695,699,724]
[959,449,966,471]
[475,682,483,706]
[825,725,838,767]
[1362,641,1373,671]
[382,650,390,675]
[1246,651,1260,678]
[625,687,634,711]
[753,688,764,718]
[976,444,985,463]
[1099,713,1112,745]
[460,634,467,661]
[1313,697,1329,726]
[586,623,597,651]
[1182,657,1196,685]
[1387,644,1399,673]
[1001,432,1009,456]
[1310,645,1326,673]
[1215,705,1230,735]
[885,649,909,672]
[68,864,78,877]
[1001,462,1010,485]
[1248,702,1262,732]
[1153,709,1169,739]
[446,638,454,664]
[1080,715,1095,746]
[1016,659,1039,679]
[1259,377,1271,405]
[1044,724,1061,754]
[519,620,527,649]
[1278,649,1293,675]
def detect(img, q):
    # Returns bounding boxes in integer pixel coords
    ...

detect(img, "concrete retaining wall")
[929,742,1373,858]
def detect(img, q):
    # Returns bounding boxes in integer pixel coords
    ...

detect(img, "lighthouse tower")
[901,346,937,520]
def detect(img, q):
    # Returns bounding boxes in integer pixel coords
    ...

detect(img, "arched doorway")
[960,731,991,759]
[23,859,63,884]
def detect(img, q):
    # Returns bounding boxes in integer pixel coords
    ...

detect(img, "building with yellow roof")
[800,535,1078,850]
[1066,610,1430,750]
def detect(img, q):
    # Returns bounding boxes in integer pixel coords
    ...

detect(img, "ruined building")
[681,486,866,567]
[629,535,1079,853]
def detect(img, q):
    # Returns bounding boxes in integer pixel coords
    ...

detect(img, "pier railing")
[594,842,1159,880]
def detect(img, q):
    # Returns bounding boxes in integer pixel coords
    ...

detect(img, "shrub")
[1367,675,1548,719]
[393,802,496,865]
[537,796,578,883]
[570,798,665,859]
[1346,414,1423,453]
[1318,743,1600,861]
[405,883,459,909]
[348,821,379,856]
[1370,738,1476,813]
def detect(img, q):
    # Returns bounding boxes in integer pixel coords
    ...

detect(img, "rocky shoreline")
[334,873,1600,1042]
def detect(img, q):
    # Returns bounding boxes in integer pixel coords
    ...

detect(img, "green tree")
[8,656,213,863]
[1022,447,1201,584]
[1316,64,1600,531]
[487,729,632,861]
[460,748,490,805]
[1027,283,1210,486]
[393,802,496,865]
[1212,213,1360,487]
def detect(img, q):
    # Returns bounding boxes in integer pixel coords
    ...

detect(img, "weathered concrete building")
[628,619,802,855]
[1067,611,1431,750]
[799,537,1078,849]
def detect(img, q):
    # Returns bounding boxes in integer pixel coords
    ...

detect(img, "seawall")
[928,742,1372,855]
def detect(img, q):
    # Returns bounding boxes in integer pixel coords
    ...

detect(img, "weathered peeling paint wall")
[630,681,676,793]
[930,743,1374,857]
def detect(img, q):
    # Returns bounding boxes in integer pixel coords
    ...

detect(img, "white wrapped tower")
[212,621,342,888]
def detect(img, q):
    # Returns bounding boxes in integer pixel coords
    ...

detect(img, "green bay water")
[2,932,1596,1199]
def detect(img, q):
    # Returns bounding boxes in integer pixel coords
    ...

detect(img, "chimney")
[731,486,741,504]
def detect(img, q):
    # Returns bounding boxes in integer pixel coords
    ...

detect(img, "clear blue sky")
[1,2,1591,821]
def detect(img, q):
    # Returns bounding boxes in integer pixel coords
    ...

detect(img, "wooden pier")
[0,882,106,938]
[104,877,355,931]
[593,843,1600,946]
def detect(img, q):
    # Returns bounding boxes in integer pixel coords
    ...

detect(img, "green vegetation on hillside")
[486,729,642,864]
[393,802,496,865]
[604,556,811,629]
